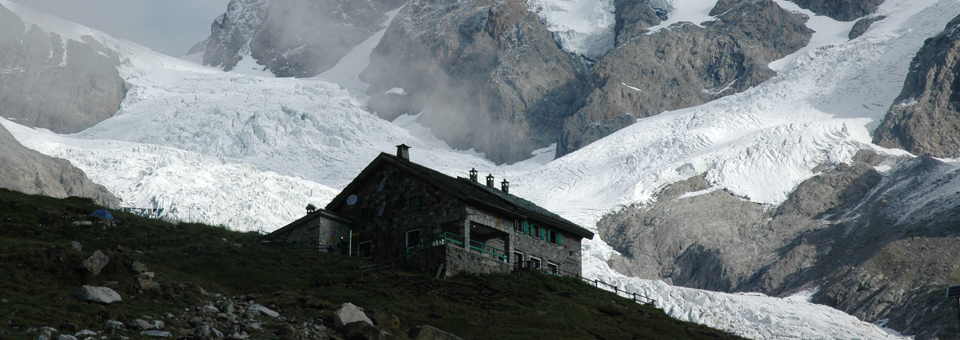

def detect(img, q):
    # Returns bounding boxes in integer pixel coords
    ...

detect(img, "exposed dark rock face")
[848,15,885,40]
[361,0,586,164]
[600,152,960,339]
[191,0,405,77]
[0,124,119,208]
[558,0,813,155]
[0,4,125,134]
[789,0,884,22]
[874,14,960,158]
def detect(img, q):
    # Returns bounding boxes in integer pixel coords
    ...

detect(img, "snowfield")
[4,0,959,337]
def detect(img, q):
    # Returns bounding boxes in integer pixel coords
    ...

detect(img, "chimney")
[306,204,317,214]
[469,168,478,182]
[396,144,410,160]
[486,174,495,188]
[501,179,509,194]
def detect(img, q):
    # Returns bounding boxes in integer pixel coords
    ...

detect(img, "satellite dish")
[346,195,358,205]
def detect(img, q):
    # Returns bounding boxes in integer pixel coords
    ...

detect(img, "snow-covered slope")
[3,0,957,338]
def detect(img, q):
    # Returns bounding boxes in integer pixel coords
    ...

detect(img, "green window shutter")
[558,232,563,246]
[539,226,544,240]
[523,221,529,234]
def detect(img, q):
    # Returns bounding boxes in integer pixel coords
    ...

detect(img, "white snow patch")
[229,53,275,77]
[645,0,718,34]
[620,82,642,92]
[385,87,405,95]
[526,0,615,59]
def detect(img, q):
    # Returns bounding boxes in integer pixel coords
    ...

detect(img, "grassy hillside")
[0,189,744,340]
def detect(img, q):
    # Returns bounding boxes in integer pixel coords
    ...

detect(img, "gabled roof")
[326,153,594,239]
[263,209,351,241]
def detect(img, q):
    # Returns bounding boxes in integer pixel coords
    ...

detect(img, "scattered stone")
[211,327,223,338]
[71,221,93,226]
[129,261,149,273]
[79,250,109,276]
[246,304,278,318]
[194,325,211,337]
[370,310,400,332]
[67,241,82,252]
[74,330,96,338]
[274,324,296,339]
[341,321,383,340]
[243,323,261,333]
[55,335,77,340]
[103,320,125,330]
[202,305,220,314]
[139,330,171,338]
[77,286,122,304]
[406,325,464,340]
[334,303,373,329]
[130,319,163,331]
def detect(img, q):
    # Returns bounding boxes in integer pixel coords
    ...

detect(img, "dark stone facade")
[267,148,593,276]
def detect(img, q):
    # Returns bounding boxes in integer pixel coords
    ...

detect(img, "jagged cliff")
[190,0,405,77]
[0,4,125,134]
[874,15,960,158]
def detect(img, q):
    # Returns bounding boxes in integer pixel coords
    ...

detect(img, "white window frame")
[546,261,559,274]
[529,256,542,269]
[513,251,524,265]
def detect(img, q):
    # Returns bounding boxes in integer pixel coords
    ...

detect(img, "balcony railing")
[469,239,507,262]
[406,232,506,262]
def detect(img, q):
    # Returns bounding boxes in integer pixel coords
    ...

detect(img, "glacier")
[3,0,959,338]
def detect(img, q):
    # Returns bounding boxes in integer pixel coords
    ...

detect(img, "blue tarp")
[89,209,114,220]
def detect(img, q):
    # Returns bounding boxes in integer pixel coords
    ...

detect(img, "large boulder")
[79,250,109,276]
[406,325,463,340]
[0,3,125,134]
[77,286,122,304]
[874,14,960,158]
[333,303,373,329]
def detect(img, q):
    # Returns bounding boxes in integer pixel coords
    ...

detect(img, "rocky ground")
[0,189,743,340]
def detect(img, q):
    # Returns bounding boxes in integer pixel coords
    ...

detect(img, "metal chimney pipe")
[486,174,495,188]
[396,144,410,160]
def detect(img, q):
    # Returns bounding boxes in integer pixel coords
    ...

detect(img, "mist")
[10,0,230,57]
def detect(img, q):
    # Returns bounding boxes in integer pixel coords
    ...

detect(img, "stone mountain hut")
[262,145,594,277]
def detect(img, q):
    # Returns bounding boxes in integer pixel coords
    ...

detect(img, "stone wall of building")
[330,161,468,262]
[267,213,351,253]
[443,245,512,277]
[512,219,583,276]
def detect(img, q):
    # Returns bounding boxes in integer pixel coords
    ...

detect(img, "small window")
[549,230,558,244]
[547,262,559,275]
[534,224,542,240]
[514,251,524,264]
[357,241,373,259]
[406,229,422,249]
[514,219,522,232]
[529,256,542,269]
[406,195,421,211]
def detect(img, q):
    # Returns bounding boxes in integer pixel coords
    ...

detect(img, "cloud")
[10,0,230,57]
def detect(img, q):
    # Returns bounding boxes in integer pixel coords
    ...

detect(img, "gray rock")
[195,325,211,337]
[79,250,109,276]
[0,124,119,208]
[202,305,220,314]
[77,285,121,304]
[67,242,82,252]
[874,14,960,158]
[361,0,586,164]
[139,330,171,338]
[333,303,373,329]
[274,324,296,339]
[0,4,125,134]
[129,261,149,273]
[848,15,885,40]
[56,335,77,340]
[243,323,261,333]
[246,304,278,318]
[211,327,223,338]
[406,325,463,340]
[191,0,404,76]
[103,320,124,330]
[130,319,163,331]
[73,330,96,338]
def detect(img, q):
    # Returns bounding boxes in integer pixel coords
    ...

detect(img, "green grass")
[0,189,744,340]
